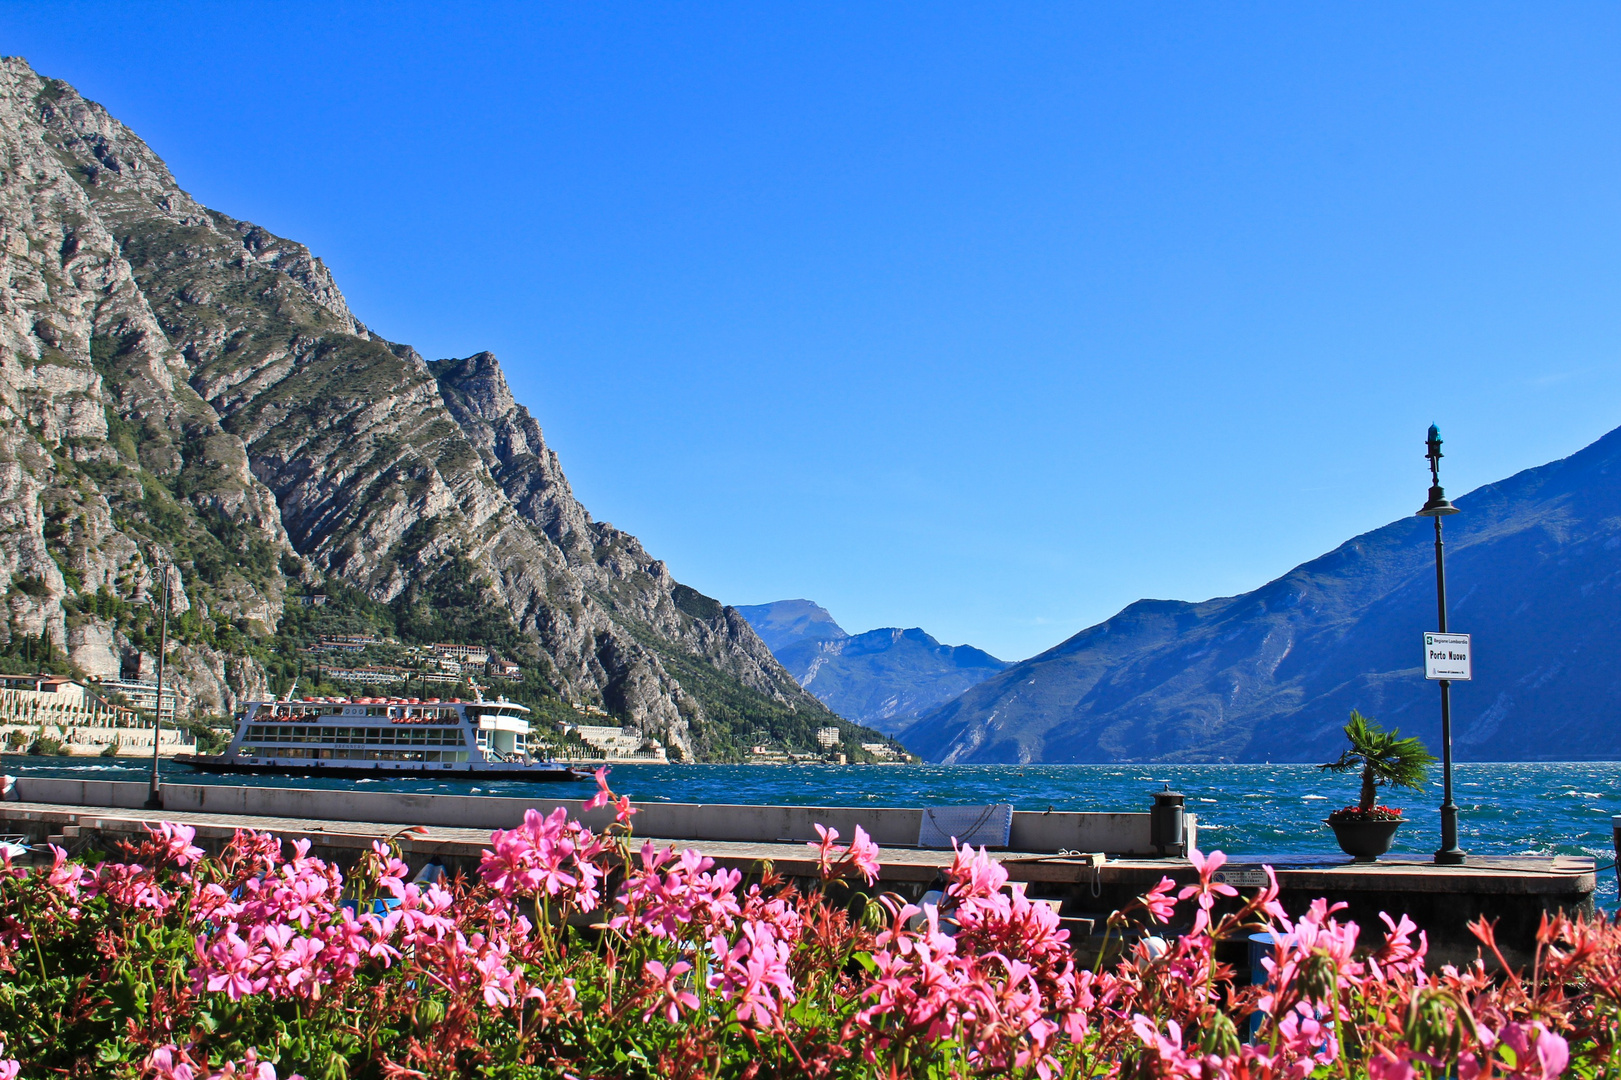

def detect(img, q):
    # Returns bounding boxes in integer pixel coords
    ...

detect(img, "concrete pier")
[0,779,1594,971]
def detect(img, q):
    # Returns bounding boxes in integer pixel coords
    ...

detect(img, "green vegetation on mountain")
[0,57,882,761]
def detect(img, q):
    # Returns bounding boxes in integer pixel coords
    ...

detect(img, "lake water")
[7,757,1618,905]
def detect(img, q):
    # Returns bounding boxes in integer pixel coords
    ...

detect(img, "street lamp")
[1416,424,1466,865]
[145,564,172,811]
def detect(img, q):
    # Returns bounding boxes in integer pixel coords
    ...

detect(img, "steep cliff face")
[0,57,854,757]
[428,353,827,724]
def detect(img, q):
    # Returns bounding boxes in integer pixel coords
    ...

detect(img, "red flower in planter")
[1326,804,1404,823]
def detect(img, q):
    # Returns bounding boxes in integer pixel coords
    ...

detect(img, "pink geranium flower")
[642,958,699,1022]
[584,766,612,811]
[148,821,206,867]
[848,825,881,885]
[807,823,845,879]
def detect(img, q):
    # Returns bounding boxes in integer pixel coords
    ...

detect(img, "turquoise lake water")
[8,757,1618,904]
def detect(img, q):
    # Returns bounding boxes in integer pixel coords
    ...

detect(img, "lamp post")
[1416,425,1466,865]
[145,564,171,811]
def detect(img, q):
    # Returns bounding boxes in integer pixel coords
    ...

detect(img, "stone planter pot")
[1326,817,1405,862]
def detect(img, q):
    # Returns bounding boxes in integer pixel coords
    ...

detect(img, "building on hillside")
[0,674,79,695]
[486,656,523,680]
[419,672,461,686]
[93,677,179,721]
[315,634,378,653]
[430,643,489,666]
[816,726,842,749]
[296,594,328,607]
[860,742,907,762]
[318,665,408,686]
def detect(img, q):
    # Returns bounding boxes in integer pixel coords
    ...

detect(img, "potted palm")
[1319,711,1435,861]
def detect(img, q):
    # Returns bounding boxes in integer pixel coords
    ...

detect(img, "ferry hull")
[175,755,590,781]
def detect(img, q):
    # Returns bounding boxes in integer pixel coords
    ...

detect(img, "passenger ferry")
[176,691,589,780]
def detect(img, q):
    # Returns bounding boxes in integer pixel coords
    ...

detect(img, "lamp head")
[1417,486,1459,517]
[1417,423,1459,516]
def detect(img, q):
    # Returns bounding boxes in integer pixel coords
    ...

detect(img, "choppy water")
[7,757,1618,904]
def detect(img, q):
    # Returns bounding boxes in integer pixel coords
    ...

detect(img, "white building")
[565,724,667,763]
[431,643,489,666]
[816,726,842,749]
[93,677,179,721]
[320,665,408,686]
[1,675,193,756]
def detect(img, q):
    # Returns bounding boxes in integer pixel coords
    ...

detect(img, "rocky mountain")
[0,57,885,760]
[902,424,1621,764]
[738,601,1010,735]
[734,600,848,654]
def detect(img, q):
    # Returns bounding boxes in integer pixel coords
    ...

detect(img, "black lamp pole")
[145,565,171,811]
[1416,425,1466,865]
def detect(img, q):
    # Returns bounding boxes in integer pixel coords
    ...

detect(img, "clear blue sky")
[8,3,1621,661]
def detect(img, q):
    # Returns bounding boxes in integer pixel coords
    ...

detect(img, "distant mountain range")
[737,602,1009,734]
[901,425,1621,764]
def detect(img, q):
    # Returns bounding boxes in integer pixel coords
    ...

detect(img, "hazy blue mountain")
[901,425,1621,764]
[738,603,1011,735]
[734,600,849,654]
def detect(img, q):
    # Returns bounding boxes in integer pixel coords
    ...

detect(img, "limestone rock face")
[0,57,843,756]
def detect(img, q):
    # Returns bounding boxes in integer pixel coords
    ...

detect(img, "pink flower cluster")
[5,778,1617,1078]
[479,805,608,913]
[189,835,379,1001]
[144,1043,294,1080]
[611,839,806,1026]
[611,842,743,940]
[807,822,881,885]
[856,843,1087,1077]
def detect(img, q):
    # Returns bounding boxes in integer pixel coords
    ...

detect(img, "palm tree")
[1320,711,1435,815]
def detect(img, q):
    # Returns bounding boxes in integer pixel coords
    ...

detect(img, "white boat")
[177,693,588,781]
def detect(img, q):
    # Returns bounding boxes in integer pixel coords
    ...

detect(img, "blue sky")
[8,3,1621,661]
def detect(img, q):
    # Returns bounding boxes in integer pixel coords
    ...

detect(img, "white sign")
[1424,633,1472,681]
[1213,869,1270,888]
